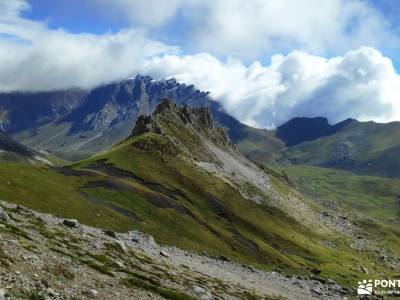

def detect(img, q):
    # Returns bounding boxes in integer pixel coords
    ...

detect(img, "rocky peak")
[132,99,231,149]
[154,98,215,130]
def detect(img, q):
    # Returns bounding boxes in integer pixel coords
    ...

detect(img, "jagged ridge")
[132,99,232,161]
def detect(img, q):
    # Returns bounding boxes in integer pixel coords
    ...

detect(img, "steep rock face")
[64,76,213,133]
[0,90,86,133]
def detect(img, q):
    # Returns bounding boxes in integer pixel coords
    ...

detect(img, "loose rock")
[0,208,9,222]
[103,229,117,238]
[192,285,213,300]
[160,250,170,258]
[115,240,127,252]
[63,219,79,228]
[87,289,98,298]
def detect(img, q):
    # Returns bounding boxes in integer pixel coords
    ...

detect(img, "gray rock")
[115,261,124,268]
[160,250,170,258]
[115,240,127,252]
[63,219,79,228]
[92,242,102,250]
[192,285,213,300]
[311,287,323,295]
[87,289,98,298]
[144,234,157,247]
[46,287,55,296]
[103,229,117,238]
[0,208,9,222]
[0,289,5,300]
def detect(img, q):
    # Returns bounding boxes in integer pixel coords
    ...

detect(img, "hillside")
[281,118,400,178]
[0,101,398,299]
[0,200,350,300]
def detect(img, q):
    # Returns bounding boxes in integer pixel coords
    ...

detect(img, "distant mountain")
[0,76,282,161]
[281,118,400,178]
[276,117,353,147]
[0,90,86,133]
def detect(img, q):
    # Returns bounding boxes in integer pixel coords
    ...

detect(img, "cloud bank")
[92,0,398,59]
[144,47,400,127]
[0,0,400,128]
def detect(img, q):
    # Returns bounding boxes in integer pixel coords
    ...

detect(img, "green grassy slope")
[282,164,400,276]
[281,120,400,178]
[283,164,400,225]
[280,165,400,272]
[0,143,398,286]
[0,102,398,287]
[233,126,285,162]
[71,132,398,285]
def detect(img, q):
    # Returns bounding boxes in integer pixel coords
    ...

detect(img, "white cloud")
[91,0,398,59]
[1,0,400,128]
[0,1,176,92]
[143,47,400,127]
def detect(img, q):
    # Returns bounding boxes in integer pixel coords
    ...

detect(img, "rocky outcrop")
[132,99,231,150]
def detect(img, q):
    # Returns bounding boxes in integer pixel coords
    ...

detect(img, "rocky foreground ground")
[0,200,353,299]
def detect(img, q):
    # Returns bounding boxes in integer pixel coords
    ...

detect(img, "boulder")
[103,229,117,238]
[63,219,79,228]
[87,289,98,298]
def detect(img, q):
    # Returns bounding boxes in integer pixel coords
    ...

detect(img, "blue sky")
[1,0,400,127]
[23,0,400,63]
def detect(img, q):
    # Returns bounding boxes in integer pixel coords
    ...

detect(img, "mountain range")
[2,75,400,179]
[0,76,399,298]
[0,76,281,162]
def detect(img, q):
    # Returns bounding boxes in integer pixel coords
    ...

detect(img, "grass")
[0,163,134,230]
[0,128,397,287]
[1,221,32,240]
[122,277,196,300]
[283,164,400,225]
